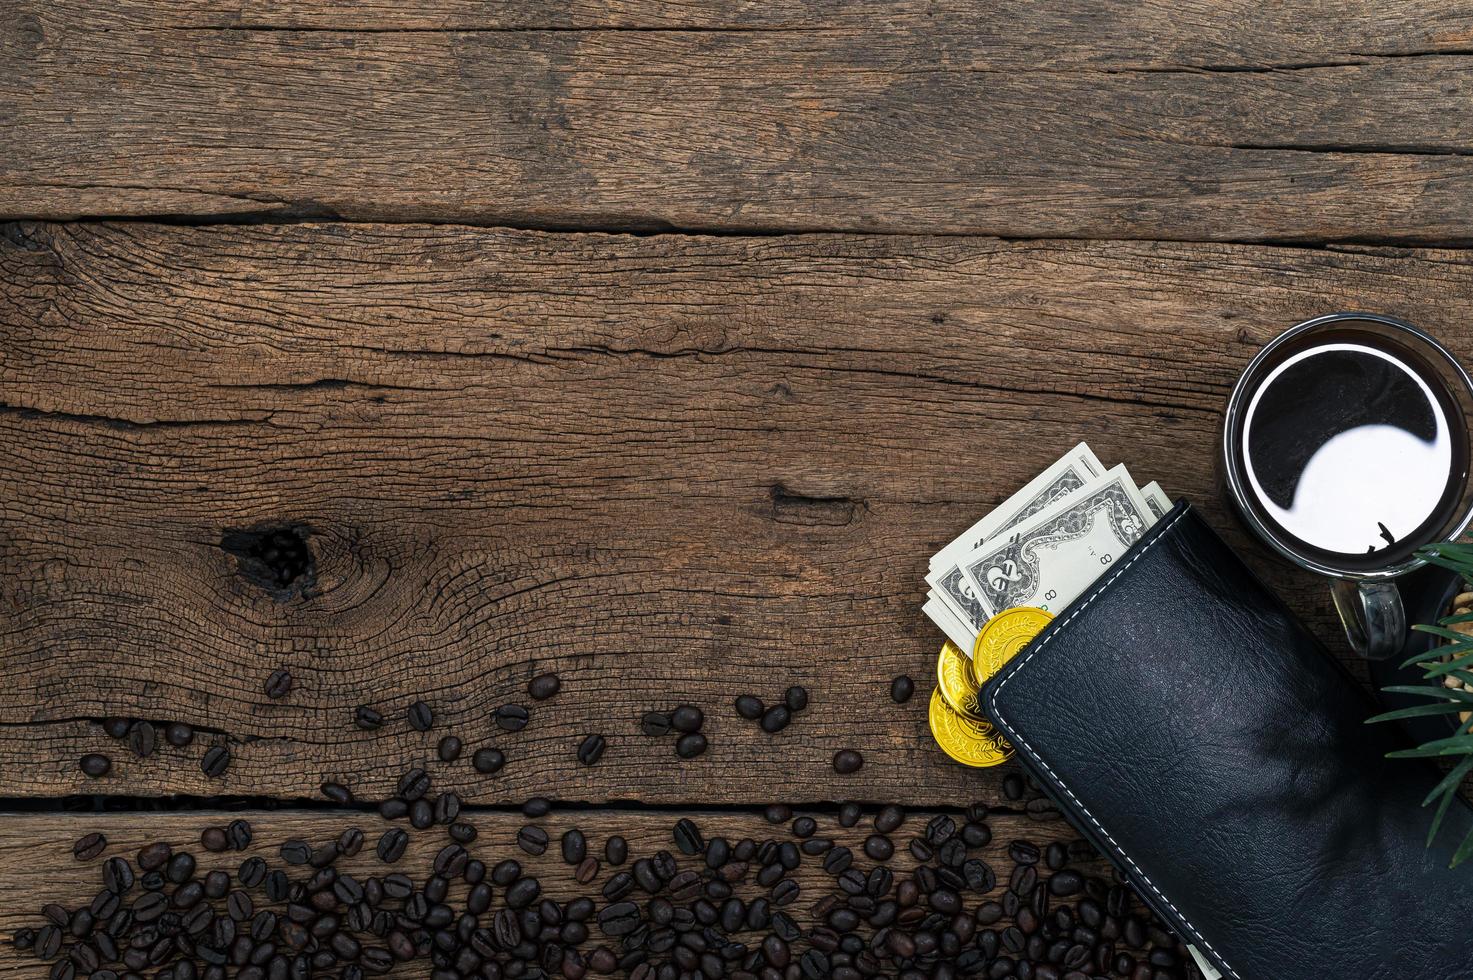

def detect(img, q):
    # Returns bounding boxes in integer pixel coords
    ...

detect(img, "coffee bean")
[874,805,904,833]
[605,836,628,865]
[670,705,703,733]
[408,798,432,829]
[1049,870,1084,896]
[134,842,170,872]
[226,820,252,850]
[375,829,407,864]
[576,734,606,766]
[352,705,382,730]
[675,733,708,758]
[127,722,156,759]
[320,782,353,805]
[528,673,561,700]
[832,749,863,774]
[734,695,763,720]
[406,701,433,732]
[493,704,529,732]
[470,747,505,775]
[784,686,809,712]
[101,718,131,740]
[280,840,312,865]
[523,796,552,817]
[1002,772,1025,800]
[200,827,227,853]
[889,675,915,703]
[165,851,195,885]
[575,856,600,884]
[561,829,587,864]
[639,711,672,736]
[863,835,893,861]
[264,669,292,700]
[396,767,431,801]
[760,705,791,733]
[672,819,704,855]
[517,826,549,856]
[1009,840,1040,865]
[73,833,106,861]
[200,745,230,779]
[505,877,541,909]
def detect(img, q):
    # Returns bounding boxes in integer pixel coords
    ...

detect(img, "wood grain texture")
[11,0,1473,42]
[5,3,1473,237]
[1,221,1462,803]
[0,808,1116,978]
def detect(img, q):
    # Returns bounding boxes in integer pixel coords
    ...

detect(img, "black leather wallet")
[980,501,1473,980]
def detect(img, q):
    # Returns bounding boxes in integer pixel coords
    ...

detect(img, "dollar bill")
[1140,480,1171,519]
[923,593,977,652]
[959,464,1156,616]
[925,442,1103,635]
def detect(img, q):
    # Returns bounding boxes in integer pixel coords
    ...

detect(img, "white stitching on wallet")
[985,508,1242,980]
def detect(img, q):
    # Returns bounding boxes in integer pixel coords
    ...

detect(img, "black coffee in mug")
[1224,313,1473,658]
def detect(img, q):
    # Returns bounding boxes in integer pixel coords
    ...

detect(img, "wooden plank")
[0,808,1196,978]
[5,7,1473,237]
[13,0,1473,50]
[1,222,1461,804]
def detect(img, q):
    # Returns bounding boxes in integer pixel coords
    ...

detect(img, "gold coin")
[935,641,986,721]
[972,606,1054,683]
[928,688,1012,767]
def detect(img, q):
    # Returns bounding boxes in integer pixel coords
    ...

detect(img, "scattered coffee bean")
[127,721,156,759]
[832,749,863,774]
[199,827,227,852]
[437,734,462,762]
[1003,771,1025,800]
[72,833,106,862]
[675,733,708,758]
[864,835,894,861]
[562,829,587,864]
[79,754,110,778]
[516,826,549,856]
[471,747,505,775]
[672,819,704,855]
[605,836,628,865]
[890,675,915,703]
[576,734,606,766]
[376,829,408,864]
[163,722,193,747]
[264,669,292,699]
[319,782,353,805]
[226,819,252,850]
[784,686,809,712]
[493,704,529,732]
[734,695,763,719]
[639,710,674,733]
[353,705,383,730]
[199,745,230,779]
[101,718,130,740]
[406,700,433,732]
[670,705,704,733]
[760,704,791,733]
[838,802,862,827]
[523,797,552,817]
[528,673,561,700]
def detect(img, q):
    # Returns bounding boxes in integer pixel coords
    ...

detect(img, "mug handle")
[1330,579,1406,660]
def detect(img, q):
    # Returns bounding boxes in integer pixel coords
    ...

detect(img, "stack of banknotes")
[922,443,1171,769]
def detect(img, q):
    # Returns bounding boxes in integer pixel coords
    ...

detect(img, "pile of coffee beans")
[13,763,1199,980]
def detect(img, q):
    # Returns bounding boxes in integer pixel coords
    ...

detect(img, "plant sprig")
[1368,542,1473,866]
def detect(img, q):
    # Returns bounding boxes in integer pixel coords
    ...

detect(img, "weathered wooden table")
[5,2,1473,977]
